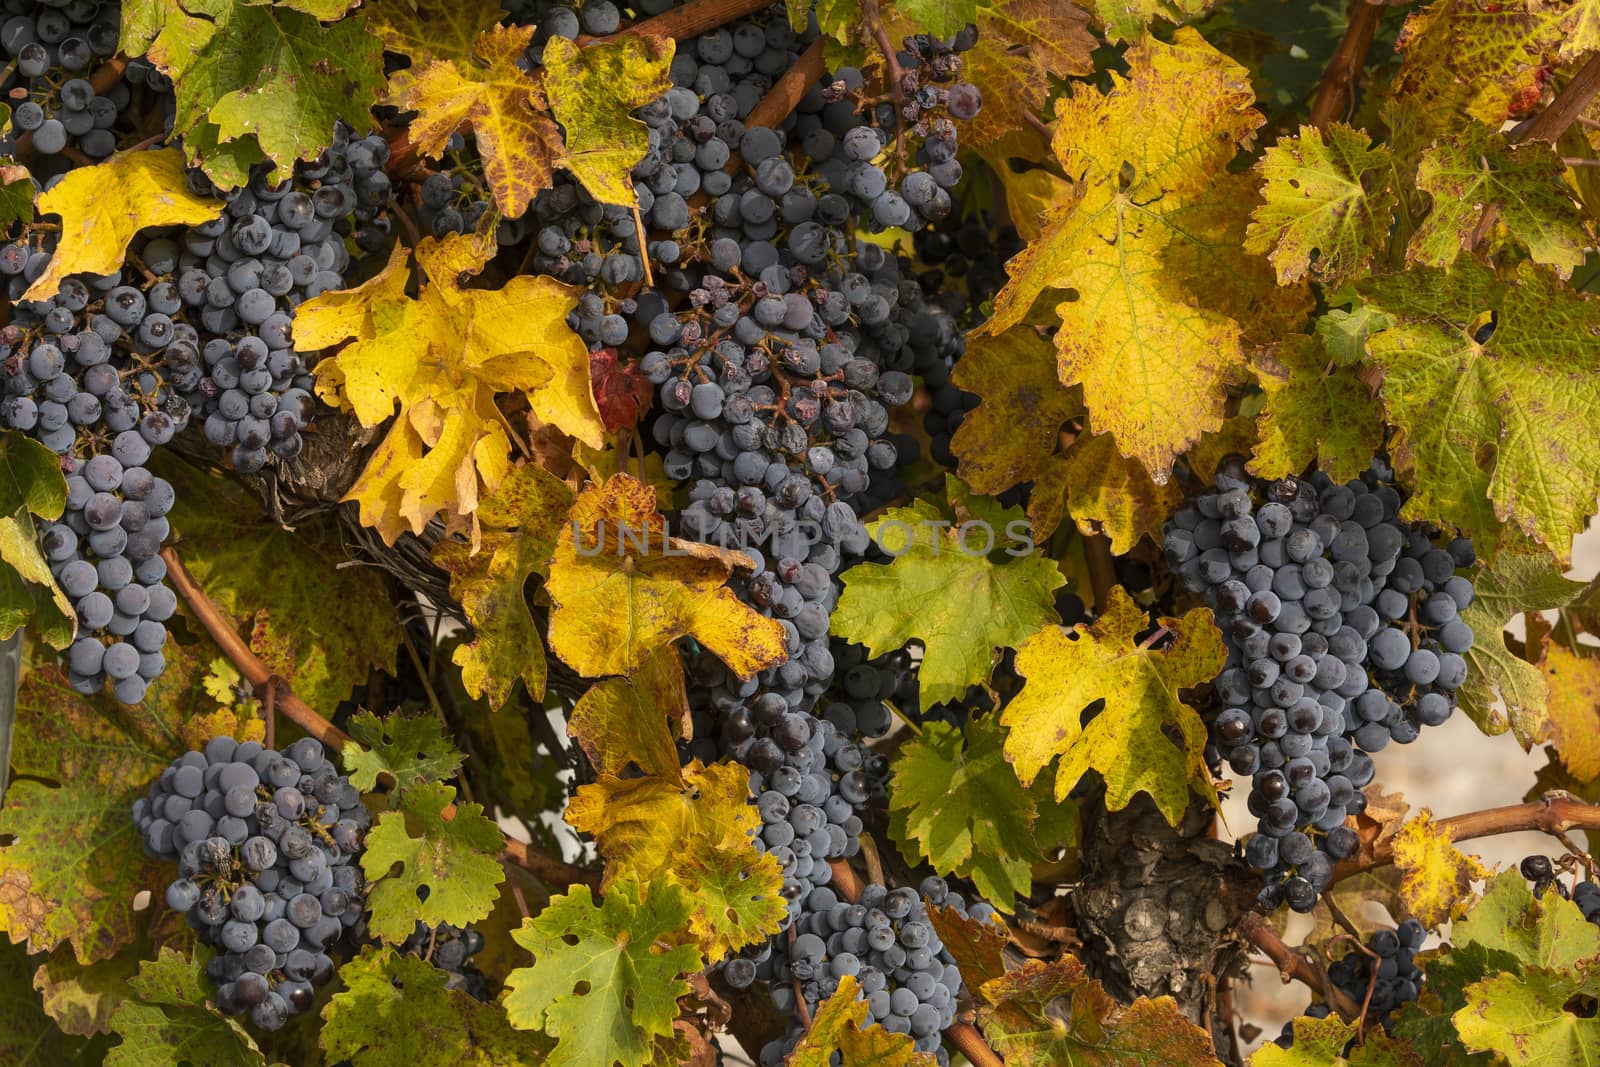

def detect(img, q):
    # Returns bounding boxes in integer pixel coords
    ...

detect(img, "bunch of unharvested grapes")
[1521,854,1600,924]
[734,878,984,1065]
[0,0,133,168]
[132,736,370,1030]
[1163,458,1477,912]
[1274,921,1426,1047]
[398,918,490,999]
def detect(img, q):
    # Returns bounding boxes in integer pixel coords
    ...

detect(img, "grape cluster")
[0,0,156,170]
[398,918,491,1000]
[1163,458,1477,912]
[733,879,981,1065]
[1521,854,1600,924]
[1275,921,1426,1047]
[132,736,370,1031]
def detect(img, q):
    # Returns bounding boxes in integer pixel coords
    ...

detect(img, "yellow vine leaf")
[567,645,690,782]
[381,9,673,217]
[431,463,574,709]
[1082,0,1218,44]
[1392,809,1491,929]
[299,234,601,544]
[1540,643,1600,782]
[23,148,221,303]
[541,35,676,209]
[565,760,783,962]
[977,30,1270,481]
[1251,1015,1423,1066]
[1002,586,1225,824]
[1059,429,1183,555]
[949,328,1082,539]
[788,974,937,1066]
[1245,123,1397,288]
[1248,334,1384,486]
[544,474,788,679]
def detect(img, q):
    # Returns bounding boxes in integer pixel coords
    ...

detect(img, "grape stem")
[1331,795,1600,881]
[828,860,1005,1066]
[1237,912,1364,1020]
[160,544,600,888]
[1307,0,1387,130]
[861,0,909,170]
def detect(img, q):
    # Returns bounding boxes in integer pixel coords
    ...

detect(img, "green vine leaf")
[104,948,263,1067]
[341,710,465,799]
[361,781,507,944]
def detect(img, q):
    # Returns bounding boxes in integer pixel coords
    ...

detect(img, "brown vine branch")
[1334,796,1600,880]
[1238,912,1363,1020]
[829,861,1005,1064]
[746,37,827,132]
[1307,1,1387,130]
[160,544,598,888]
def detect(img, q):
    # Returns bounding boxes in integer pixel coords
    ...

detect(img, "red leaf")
[590,347,653,432]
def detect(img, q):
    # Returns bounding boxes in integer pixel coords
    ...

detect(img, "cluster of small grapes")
[914,213,1024,324]
[739,879,983,1065]
[1521,854,1600,924]
[1274,921,1426,1047]
[132,736,370,1031]
[0,0,144,169]
[1163,458,1477,912]
[398,918,491,1000]
[512,0,678,57]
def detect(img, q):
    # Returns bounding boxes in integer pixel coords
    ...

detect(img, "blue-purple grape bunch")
[132,736,370,1031]
[1275,920,1426,1047]
[1163,458,1476,913]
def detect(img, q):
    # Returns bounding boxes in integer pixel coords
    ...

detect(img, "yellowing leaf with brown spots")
[565,761,783,961]
[788,974,937,1067]
[432,463,574,709]
[1392,809,1491,929]
[541,35,676,209]
[1540,644,1600,782]
[300,234,601,545]
[978,30,1268,481]
[957,0,1096,148]
[545,474,787,679]
[1059,429,1183,555]
[0,652,260,964]
[950,328,1082,537]
[367,0,502,66]
[1002,586,1225,824]
[979,955,1222,1065]
[23,148,221,303]
[568,645,690,782]
[1248,334,1384,486]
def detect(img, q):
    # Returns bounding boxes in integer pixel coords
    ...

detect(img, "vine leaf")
[1391,810,1491,929]
[1251,1015,1424,1065]
[956,0,1095,149]
[104,948,262,1067]
[1454,964,1600,1067]
[1248,334,1384,486]
[544,474,787,680]
[504,874,702,1067]
[1246,123,1397,288]
[300,232,602,544]
[565,760,784,961]
[833,488,1066,706]
[567,645,689,781]
[0,654,260,964]
[1002,586,1225,824]
[1456,547,1584,745]
[431,462,574,709]
[788,973,935,1065]
[341,711,465,798]
[22,148,221,304]
[1357,260,1600,564]
[1059,429,1183,555]
[361,781,506,944]
[949,328,1082,539]
[1540,643,1600,781]
[133,2,385,185]
[541,35,677,209]
[320,947,553,1066]
[0,430,72,648]
[890,716,1074,908]
[1393,941,1509,1067]
[977,31,1275,480]
[976,955,1222,1064]
[926,904,1010,993]
[158,457,397,714]
[894,0,979,37]
[1316,304,1392,367]
[1081,0,1218,44]
[0,937,106,1063]
[1452,870,1600,972]
[1563,1,1600,59]
[1411,128,1590,277]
